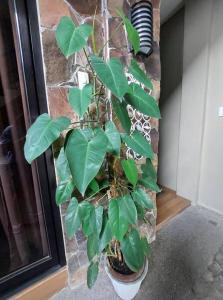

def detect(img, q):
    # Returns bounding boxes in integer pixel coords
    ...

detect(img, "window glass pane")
[0,0,49,279]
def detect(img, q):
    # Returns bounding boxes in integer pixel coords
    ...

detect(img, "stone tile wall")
[38,0,160,288]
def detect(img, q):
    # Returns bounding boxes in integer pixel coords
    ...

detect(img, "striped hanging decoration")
[130,0,153,55]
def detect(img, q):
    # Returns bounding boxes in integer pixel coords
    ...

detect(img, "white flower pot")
[105,259,148,300]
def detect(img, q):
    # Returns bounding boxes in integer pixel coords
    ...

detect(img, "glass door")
[0,0,65,296]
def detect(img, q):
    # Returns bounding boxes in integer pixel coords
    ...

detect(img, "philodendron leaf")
[56,148,72,182]
[90,55,129,99]
[87,261,99,289]
[79,201,97,237]
[128,59,153,90]
[125,83,161,118]
[108,195,137,241]
[105,121,121,156]
[119,194,137,225]
[65,128,108,196]
[56,179,75,205]
[121,130,154,159]
[121,159,138,187]
[131,188,154,209]
[88,179,100,193]
[117,9,140,55]
[99,217,112,252]
[141,158,157,181]
[141,236,151,256]
[87,206,103,260]
[56,16,93,57]
[139,177,161,193]
[112,100,131,134]
[24,113,70,164]
[65,197,81,239]
[68,84,93,119]
[108,198,129,241]
[121,228,144,272]
[87,233,99,261]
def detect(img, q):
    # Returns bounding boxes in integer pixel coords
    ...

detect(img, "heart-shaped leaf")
[141,158,157,181]
[24,113,70,164]
[105,121,121,156]
[56,16,93,57]
[99,218,112,252]
[121,228,144,272]
[65,128,108,195]
[119,194,137,225]
[56,179,75,205]
[131,188,154,209]
[121,159,138,186]
[79,201,97,237]
[90,55,129,98]
[87,233,99,261]
[125,83,161,118]
[112,99,131,134]
[108,198,129,241]
[117,9,140,55]
[65,197,81,239]
[68,84,93,119]
[56,148,72,182]
[87,261,99,289]
[139,176,161,193]
[121,130,154,159]
[128,59,153,90]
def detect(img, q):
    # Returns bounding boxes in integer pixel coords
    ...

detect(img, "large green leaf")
[79,201,97,237]
[99,218,112,252]
[90,55,129,99]
[56,179,75,205]
[108,198,129,241]
[119,194,137,225]
[125,83,161,118]
[56,148,71,182]
[128,59,153,90]
[65,128,108,196]
[105,121,121,156]
[141,236,151,256]
[87,261,99,289]
[87,233,99,261]
[68,84,93,119]
[56,16,93,57]
[141,158,157,181]
[24,113,70,164]
[112,99,131,134]
[139,177,161,192]
[121,159,138,187]
[131,188,154,209]
[121,131,154,159]
[117,9,140,55]
[65,197,81,239]
[121,228,144,272]
[95,206,103,235]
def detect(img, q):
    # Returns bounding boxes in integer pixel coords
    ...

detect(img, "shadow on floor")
[51,206,223,300]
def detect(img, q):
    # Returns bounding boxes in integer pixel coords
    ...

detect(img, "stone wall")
[38,0,160,288]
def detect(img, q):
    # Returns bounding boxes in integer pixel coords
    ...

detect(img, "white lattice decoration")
[126,72,152,160]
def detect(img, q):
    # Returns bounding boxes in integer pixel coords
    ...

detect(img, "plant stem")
[98,21,123,55]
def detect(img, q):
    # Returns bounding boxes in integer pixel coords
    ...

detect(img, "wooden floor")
[156,187,191,231]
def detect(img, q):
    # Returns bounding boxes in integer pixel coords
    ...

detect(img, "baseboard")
[10,267,68,300]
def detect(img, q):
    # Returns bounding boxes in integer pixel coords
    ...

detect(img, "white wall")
[158,8,184,190]
[198,0,223,214]
[159,0,223,214]
[177,0,213,202]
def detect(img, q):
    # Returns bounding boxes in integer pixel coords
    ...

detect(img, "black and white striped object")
[130,0,153,55]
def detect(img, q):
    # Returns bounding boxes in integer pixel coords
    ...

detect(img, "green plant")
[24,12,161,288]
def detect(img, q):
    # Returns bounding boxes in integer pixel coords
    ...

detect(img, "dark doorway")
[0,0,65,297]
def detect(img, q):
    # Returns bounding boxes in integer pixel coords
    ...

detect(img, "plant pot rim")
[105,257,148,284]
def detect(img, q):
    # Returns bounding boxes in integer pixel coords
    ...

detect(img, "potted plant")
[24,10,160,300]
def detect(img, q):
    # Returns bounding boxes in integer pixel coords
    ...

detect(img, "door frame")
[0,0,66,296]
